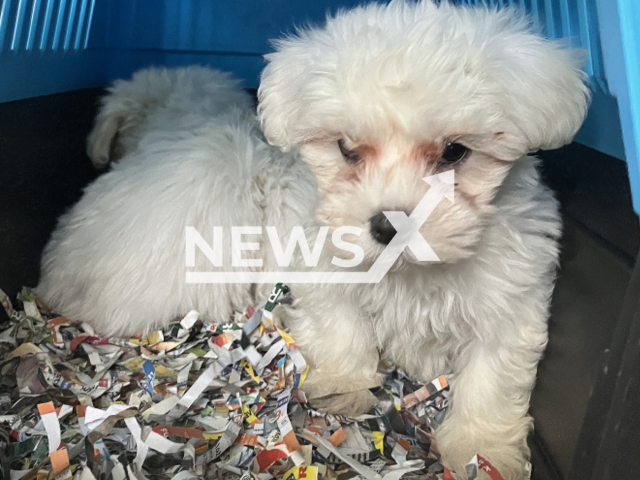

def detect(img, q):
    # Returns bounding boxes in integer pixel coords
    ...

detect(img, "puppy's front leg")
[275,295,381,416]
[434,340,541,480]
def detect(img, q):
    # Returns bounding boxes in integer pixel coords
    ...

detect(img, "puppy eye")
[441,142,468,164]
[338,139,360,164]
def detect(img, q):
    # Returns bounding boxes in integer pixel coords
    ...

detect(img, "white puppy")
[38,1,589,478]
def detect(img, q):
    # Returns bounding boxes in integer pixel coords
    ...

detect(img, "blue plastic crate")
[1,0,639,212]
[0,0,363,101]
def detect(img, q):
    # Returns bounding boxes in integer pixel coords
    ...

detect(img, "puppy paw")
[309,389,378,417]
[434,418,530,480]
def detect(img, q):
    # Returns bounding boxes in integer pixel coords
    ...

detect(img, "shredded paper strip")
[0,284,507,480]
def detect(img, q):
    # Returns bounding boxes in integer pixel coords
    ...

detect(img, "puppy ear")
[492,25,591,152]
[258,35,327,151]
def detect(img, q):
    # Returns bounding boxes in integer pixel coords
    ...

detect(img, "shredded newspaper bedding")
[0,284,504,480]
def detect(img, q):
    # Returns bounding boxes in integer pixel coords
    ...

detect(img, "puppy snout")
[370,212,397,245]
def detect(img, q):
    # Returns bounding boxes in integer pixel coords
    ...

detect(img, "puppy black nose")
[370,212,397,245]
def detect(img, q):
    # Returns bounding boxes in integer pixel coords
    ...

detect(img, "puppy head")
[258,1,589,265]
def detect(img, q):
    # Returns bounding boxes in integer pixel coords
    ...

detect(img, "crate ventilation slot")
[0,0,96,52]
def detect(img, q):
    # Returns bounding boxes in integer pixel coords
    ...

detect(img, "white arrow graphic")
[186,171,454,284]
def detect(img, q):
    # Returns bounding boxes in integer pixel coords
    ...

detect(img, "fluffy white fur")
[38,2,590,479]
[87,67,254,168]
